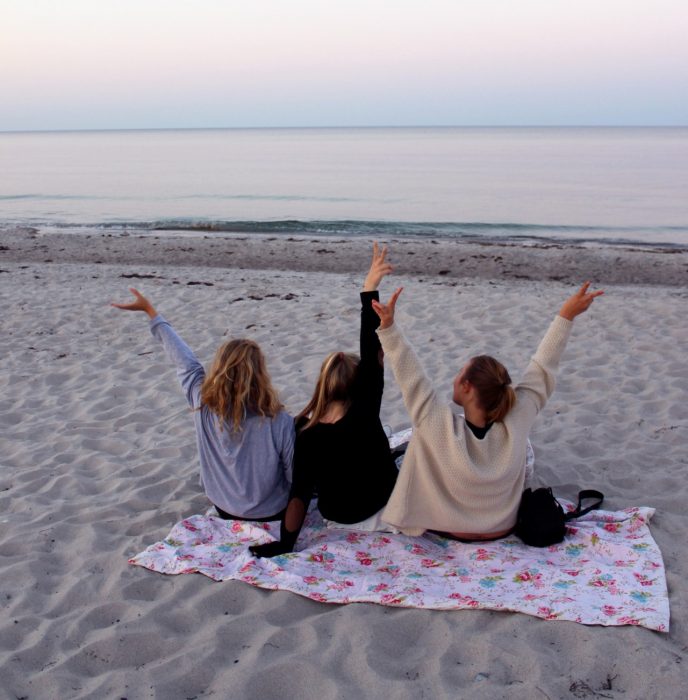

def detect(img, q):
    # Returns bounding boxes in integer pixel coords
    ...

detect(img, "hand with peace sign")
[363,242,394,292]
[559,282,604,321]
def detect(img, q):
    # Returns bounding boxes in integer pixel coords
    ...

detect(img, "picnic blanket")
[129,501,669,631]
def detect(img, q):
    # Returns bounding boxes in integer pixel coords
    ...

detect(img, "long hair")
[200,339,282,432]
[463,354,516,423]
[296,351,359,431]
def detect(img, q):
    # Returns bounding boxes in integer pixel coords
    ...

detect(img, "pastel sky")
[2,0,687,131]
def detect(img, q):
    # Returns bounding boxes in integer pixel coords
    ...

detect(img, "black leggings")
[214,505,286,522]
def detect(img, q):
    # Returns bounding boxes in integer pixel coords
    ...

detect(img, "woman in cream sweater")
[372,282,603,541]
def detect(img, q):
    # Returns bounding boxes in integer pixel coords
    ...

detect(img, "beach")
[1,229,687,698]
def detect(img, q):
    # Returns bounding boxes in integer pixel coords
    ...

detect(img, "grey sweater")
[150,315,294,518]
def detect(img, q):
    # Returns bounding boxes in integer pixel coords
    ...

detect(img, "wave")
[9,219,685,249]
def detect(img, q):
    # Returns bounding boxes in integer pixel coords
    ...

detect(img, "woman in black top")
[251,244,399,557]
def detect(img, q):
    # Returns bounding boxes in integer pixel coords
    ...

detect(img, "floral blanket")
[129,502,669,631]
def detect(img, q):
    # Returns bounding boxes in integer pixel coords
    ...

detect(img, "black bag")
[515,488,604,547]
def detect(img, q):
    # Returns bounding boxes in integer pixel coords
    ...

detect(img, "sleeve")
[276,414,296,486]
[273,433,317,550]
[149,315,205,408]
[516,314,573,414]
[288,434,316,509]
[247,424,305,559]
[352,290,384,415]
[376,322,442,427]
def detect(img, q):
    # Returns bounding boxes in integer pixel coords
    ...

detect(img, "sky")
[2,0,687,131]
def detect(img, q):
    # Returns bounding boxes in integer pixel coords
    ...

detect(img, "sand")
[1,229,687,699]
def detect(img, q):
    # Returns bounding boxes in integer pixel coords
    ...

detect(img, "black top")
[465,419,493,440]
[289,291,399,525]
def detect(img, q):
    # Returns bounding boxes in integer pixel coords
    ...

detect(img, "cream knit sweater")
[378,314,573,536]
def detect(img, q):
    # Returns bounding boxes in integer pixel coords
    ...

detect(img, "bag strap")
[564,489,604,521]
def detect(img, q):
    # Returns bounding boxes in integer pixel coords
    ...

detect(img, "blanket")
[129,502,669,631]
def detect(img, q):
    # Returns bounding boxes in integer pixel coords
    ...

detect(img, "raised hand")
[363,242,394,291]
[371,287,403,329]
[111,287,157,318]
[559,282,604,321]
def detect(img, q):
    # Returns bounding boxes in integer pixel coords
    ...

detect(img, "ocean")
[1,127,687,248]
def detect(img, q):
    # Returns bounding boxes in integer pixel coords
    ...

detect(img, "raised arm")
[373,289,444,426]
[111,288,205,407]
[354,244,394,409]
[517,282,604,412]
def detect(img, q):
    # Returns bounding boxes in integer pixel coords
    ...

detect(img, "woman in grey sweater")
[112,290,294,521]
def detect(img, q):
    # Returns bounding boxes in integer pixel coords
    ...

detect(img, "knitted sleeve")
[377,323,441,427]
[516,314,573,414]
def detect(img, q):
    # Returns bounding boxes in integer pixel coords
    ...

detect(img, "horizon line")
[2,124,687,135]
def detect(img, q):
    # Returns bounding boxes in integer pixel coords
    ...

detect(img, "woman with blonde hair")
[371,281,604,542]
[112,289,294,521]
[251,244,399,557]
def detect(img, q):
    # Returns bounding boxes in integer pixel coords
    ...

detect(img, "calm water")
[1,127,687,247]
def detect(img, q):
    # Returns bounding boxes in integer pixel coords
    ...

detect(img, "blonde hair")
[200,339,282,432]
[464,355,516,423]
[296,351,359,431]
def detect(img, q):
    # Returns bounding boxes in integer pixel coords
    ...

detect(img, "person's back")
[113,288,294,521]
[191,401,294,520]
[291,354,398,525]
[372,282,603,538]
[251,243,398,558]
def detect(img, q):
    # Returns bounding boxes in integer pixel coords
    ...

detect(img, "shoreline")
[2,226,687,286]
